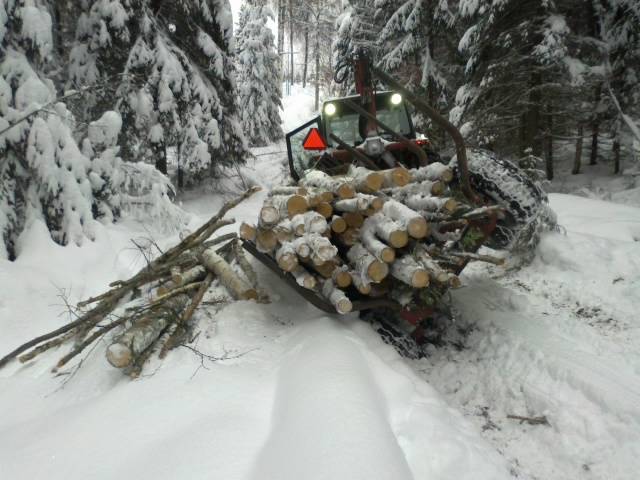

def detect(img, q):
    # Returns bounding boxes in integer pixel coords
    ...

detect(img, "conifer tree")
[235,0,283,147]
[451,0,575,162]
[69,0,248,185]
[0,0,120,259]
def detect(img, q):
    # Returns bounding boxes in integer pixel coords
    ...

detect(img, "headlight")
[324,103,336,116]
[390,93,402,105]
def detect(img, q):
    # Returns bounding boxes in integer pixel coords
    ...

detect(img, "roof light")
[391,93,402,105]
[324,103,336,116]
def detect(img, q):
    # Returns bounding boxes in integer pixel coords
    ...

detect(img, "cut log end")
[380,247,395,264]
[408,217,429,239]
[333,270,352,288]
[367,260,389,283]
[337,183,356,199]
[315,201,333,218]
[335,297,353,315]
[392,167,412,186]
[287,195,309,217]
[411,270,430,288]
[389,230,409,248]
[260,205,279,226]
[239,222,257,241]
[106,343,132,368]
[331,216,347,233]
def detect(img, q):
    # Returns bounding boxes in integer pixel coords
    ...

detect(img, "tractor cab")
[286,90,438,182]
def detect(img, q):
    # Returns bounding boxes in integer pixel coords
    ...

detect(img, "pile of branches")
[0,188,263,378]
[241,164,504,314]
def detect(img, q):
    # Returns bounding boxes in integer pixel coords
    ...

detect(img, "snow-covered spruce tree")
[374,0,461,144]
[332,0,378,94]
[70,0,248,186]
[451,0,577,164]
[235,0,283,147]
[601,0,640,172]
[0,0,120,260]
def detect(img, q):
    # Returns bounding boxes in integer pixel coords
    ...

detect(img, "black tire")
[451,148,555,250]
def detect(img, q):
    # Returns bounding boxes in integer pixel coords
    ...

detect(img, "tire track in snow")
[415,279,640,480]
[248,318,511,480]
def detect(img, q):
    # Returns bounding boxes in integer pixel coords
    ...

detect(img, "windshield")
[325,102,412,146]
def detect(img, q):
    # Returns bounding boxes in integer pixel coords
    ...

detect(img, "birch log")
[347,243,389,283]
[382,200,429,239]
[106,294,190,368]
[201,247,258,300]
[391,256,430,288]
[322,280,353,314]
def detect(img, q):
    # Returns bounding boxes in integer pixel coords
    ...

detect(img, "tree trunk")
[590,83,601,165]
[277,0,285,71]
[314,12,320,111]
[289,0,294,88]
[524,72,542,157]
[613,135,621,174]
[153,141,168,175]
[545,110,553,180]
[302,28,309,88]
[572,124,583,174]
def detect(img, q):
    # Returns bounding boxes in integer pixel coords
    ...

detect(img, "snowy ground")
[2,92,640,479]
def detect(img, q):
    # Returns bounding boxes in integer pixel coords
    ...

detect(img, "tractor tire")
[450,148,556,250]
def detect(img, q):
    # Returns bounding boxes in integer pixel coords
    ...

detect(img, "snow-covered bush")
[119,162,189,233]
[235,0,283,146]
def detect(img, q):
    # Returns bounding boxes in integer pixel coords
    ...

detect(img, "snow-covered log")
[361,219,396,263]
[259,205,280,228]
[334,194,384,213]
[417,251,450,284]
[321,280,353,315]
[391,256,430,288]
[347,243,389,283]
[292,266,317,290]
[369,213,409,248]
[106,294,190,368]
[306,234,338,263]
[382,200,429,239]
[385,180,446,198]
[267,194,309,218]
[276,243,299,272]
[407,196,458,213]
[380,167,412,187]
[201,248,258,301]
[348,166,384,192]
[411,162,454,183]
[269,186,308,197]
[300,171,356,199]
[351,272,372,295]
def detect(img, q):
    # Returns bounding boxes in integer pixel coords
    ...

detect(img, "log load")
[247,164,499,315]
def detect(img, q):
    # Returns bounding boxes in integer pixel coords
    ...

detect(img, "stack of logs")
[240,164,503,314]
[0,188,265,377]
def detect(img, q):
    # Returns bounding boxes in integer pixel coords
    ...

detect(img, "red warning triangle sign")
[302,128,327,151]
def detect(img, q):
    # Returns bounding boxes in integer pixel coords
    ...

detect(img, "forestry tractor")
[242,50,552,350]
